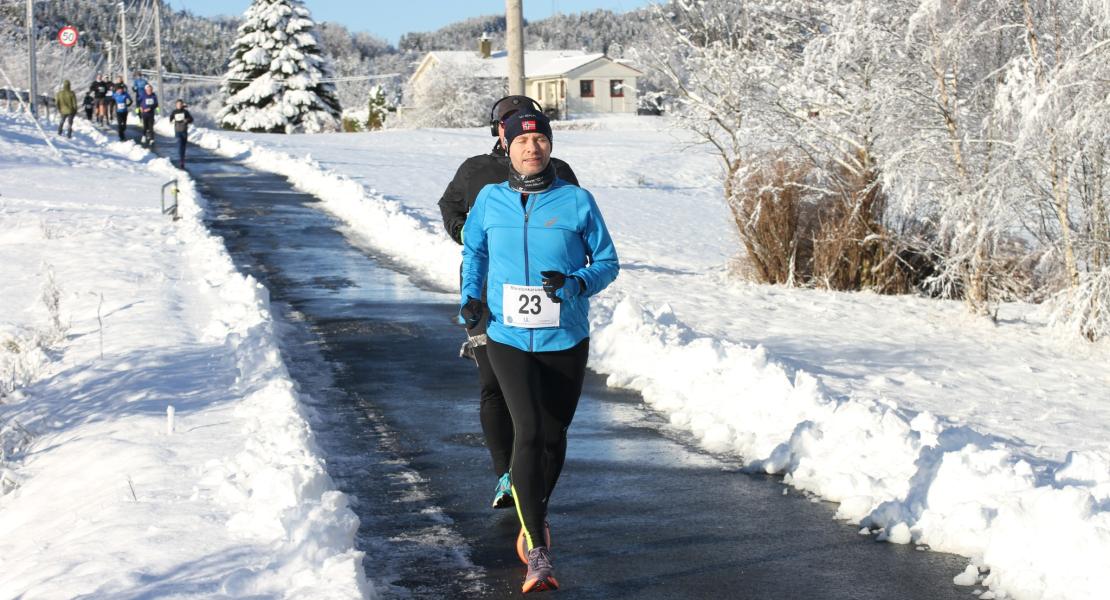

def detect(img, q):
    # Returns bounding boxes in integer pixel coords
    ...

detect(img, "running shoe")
[516,522,552,564]
[492,472,513,509]
[522,546,558,593]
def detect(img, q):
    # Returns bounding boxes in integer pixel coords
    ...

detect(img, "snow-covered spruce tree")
[366,84,389,130]
[218,0,340,133]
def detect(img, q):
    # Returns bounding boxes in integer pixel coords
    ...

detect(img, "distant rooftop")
[424,50,607,78]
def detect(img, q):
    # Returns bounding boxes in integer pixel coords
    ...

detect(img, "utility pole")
[154,0,163,95]
[119,1,128,81]
[27,0,38,116]
[506,0,524,96]
[106,41,114,76]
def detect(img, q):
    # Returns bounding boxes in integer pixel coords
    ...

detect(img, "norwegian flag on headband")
[522,120,537,131]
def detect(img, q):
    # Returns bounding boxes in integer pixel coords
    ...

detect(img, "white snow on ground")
[176,116,1110,600]
[0,111,370,599]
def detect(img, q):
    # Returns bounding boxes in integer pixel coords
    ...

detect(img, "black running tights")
[474,343,513,476]
[116,111,128,141]
[486,337,589,551]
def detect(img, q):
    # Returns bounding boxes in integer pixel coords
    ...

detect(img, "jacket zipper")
[522,193,533,352]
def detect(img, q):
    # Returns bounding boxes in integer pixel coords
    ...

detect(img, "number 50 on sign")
[58,26,78,48]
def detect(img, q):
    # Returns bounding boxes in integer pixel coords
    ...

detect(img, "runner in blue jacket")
[111,85,133,142]
[459,110,618,594]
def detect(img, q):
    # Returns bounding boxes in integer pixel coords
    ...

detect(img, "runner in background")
[131,70,148,100]
[137,83,159,148]
[111,84,133,142]
[90,75,109,126]
[82,90,94,121]
[169,99,194,168]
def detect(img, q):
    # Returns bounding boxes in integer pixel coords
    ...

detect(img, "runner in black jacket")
[169,100,194,168]
[90,75,110,125]
[437,96,578,510]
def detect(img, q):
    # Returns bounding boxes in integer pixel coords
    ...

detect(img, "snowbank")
[590,297,1109,600]
[180,122,1110,600]
[0,112,370,598]
[157,119,458,291]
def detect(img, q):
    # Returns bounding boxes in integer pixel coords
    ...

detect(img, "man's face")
[508,132,551,177]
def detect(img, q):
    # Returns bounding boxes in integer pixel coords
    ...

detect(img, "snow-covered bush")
[1049,267,1110,341]
[728,152,812,286]
[395,60,503,129]
[643,0,1110,337]
[218,0,341,133]
[645,0,914,291]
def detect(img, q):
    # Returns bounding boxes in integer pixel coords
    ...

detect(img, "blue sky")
[164,0,654,46]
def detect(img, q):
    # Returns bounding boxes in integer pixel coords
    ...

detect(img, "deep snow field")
[179,115,1110,600]
[0,112,368,598]
[0,105,1106,599]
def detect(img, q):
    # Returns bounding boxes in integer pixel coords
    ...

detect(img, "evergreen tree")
[366,84,389,130]
[218,0,341,133]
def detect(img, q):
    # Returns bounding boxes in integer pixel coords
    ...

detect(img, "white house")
[407,43,643,119]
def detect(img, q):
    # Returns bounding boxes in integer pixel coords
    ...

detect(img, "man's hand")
[540,271,583,303]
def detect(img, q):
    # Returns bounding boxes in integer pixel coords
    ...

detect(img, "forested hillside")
[1,2,653,95]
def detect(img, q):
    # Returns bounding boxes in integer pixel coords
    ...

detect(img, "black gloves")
[459,296,485,329]
[540,271,584,303]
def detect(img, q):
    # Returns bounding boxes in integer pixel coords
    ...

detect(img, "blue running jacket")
[461,178,619,352]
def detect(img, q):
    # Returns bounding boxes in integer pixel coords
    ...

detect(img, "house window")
[537,84,543,100]
[560,80,565,98]
[580,80,594,98]
[610,79,624,97]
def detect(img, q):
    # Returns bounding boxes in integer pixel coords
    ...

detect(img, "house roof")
[419,50,620,80]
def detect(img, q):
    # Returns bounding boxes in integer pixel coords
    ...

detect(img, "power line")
[125,0,155,47]
[141,69,401,85]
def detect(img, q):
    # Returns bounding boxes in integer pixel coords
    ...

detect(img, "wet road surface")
[159,137,973,599]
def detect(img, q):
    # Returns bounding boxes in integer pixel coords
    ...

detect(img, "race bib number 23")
[502,284,559,329]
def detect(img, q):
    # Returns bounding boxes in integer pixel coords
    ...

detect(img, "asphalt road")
[159,136,973,599]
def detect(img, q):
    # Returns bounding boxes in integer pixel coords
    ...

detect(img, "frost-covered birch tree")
[218,0,341,133]
[885,0,1025,311]
[998,0,1110,339]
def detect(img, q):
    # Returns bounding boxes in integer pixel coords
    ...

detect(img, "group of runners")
[83,71,163,148]
[441,95,619,594]
[51,70,195,167]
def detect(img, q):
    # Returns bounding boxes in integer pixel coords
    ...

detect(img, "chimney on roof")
[479,32,492,59]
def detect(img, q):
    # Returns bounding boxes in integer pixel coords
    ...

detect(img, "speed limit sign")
[58,26,78,48]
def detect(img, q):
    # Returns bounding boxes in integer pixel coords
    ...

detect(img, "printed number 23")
[518,294,542,315]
